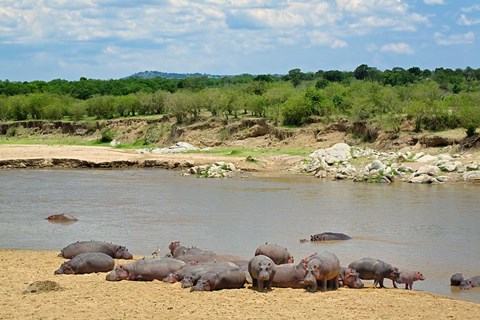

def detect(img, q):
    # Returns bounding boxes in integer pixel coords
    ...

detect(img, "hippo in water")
[254,244,294,265]
[248,255,276,292]
[348,258,399,288]
[460,276,480,290]
[396,270,425,290]
[46,213,78,222]
[303,251,341,292]
[450,273,464,286]
[300,232,351,243]
[59,241,133,260]
[106,257,186,281]
[55,252,114,275]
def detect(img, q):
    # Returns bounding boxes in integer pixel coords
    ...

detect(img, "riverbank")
[1,143,480,183]
[1,249,479,320]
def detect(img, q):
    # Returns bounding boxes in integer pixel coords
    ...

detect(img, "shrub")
[99,127,114,143]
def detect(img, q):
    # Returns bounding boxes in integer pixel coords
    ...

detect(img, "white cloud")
[380,42,414,54]
[308,31,348,48]
[461,4,480,13]
[458,14,480,26]
[424,0,444,5]
[434,32,475,45]
[336,0,408,15]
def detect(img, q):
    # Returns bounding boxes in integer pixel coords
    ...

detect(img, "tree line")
[1,65,479,137]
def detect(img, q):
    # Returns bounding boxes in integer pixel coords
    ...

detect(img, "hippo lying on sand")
[106,257,186,281]
[300,232,351,243]
[59,240,133,259]
[271,261,308,289]
[55,252,114,275]
[339,267,364,289]
[191,268,246,291]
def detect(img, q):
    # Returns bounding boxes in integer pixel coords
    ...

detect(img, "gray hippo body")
[339,267,364,289]
[106,257,186,281]
[460,276,480,290]
[348,258,399,288]
[59,241,133,259]
[300,232,351,243]
[248,255,276,292]
[168,241,215,258]
[46,213,78,222]
[450,273,464,286]
[164,261,237,288]
[191,268,246,291]
[396,270,425,290]
[271,261,308,289]
[303,251,340,292]
[55,252,114,275]
[254,244,294,265]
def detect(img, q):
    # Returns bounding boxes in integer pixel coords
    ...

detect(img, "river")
[0,169,479,303]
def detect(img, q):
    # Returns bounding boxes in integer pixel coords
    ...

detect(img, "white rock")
[416,155,439,163]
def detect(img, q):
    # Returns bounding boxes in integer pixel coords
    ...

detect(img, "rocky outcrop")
[297,142,476,184]
[186,162,239,178]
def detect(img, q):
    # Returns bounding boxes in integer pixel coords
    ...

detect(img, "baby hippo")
[396,270,425,290]
[248,255,276,292]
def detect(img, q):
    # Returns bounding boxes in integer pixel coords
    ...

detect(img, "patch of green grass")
[186,148,310,157]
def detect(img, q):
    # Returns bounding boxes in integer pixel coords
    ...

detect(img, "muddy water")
[0,169,479,303]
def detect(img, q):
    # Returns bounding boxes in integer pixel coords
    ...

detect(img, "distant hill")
[126,71,227,79]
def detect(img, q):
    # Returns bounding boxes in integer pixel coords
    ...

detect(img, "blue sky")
[1,0,479,81]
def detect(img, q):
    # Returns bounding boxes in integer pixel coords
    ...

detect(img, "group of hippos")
[53,232,479,292]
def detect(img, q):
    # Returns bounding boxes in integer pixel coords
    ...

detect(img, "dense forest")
[1,65,479,137]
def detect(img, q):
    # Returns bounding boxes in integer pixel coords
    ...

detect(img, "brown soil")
[2,249,479,320]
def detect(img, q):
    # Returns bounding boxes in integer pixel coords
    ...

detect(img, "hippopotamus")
[248,255,276,292]
[254,244,294,265]
[271,261,308,289]
[339,267,364,289]
[106,257,186,281]
[300,232,351,243]
[47,213,78,222]
[191,268,247,291]
[348,258,399,288]
[164,261,238,288]
[54,252,114,275]
[396,270,425,290]
[59,241,133,259]
[460,276,480,290]
[168,241,215,258]
[303,251,340,292]
[450,273,464,286]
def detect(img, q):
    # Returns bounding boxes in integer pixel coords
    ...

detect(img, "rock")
[416,155,439,163]
[464,171,480,183]
[150,142,199,154]
[414,165,440,177]
[409,175,440,184]
[110,139,119,147]
[24,281,62,294]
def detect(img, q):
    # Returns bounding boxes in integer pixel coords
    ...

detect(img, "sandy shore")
[0,144,303,175]
[1,249,479,320]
